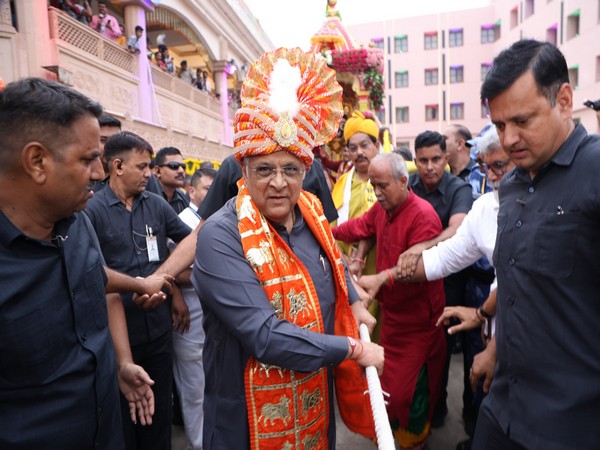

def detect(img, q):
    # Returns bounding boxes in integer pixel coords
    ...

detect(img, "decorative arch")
[145,6,216,70]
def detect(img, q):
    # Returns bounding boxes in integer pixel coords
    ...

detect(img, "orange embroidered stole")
[236,184,376,449]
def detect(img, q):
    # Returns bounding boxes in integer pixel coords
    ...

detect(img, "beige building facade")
[0,0,273,162]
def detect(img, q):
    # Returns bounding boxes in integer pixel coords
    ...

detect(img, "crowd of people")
[51,0,215,95]
[1,36,600,450]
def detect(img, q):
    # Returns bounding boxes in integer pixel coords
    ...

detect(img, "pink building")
[348,0,600,150]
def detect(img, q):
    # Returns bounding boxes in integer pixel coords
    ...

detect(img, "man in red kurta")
[333,152,446,450]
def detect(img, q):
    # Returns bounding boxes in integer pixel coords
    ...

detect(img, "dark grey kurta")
[193,198,358,450]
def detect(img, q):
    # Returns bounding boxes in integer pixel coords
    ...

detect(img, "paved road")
[173,352,469,449]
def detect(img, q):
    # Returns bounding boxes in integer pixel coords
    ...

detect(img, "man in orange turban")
[191,48,384,450]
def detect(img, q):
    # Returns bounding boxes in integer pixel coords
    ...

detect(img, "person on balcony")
[89,0,121,42]
[154,50,167,71]
[195,70,212,94]
[56,0,92,25]
[194,68,204,90]
[178,60,195,84]
[116,24,126,46]
[161,47,174,74]
[126,25,144,54]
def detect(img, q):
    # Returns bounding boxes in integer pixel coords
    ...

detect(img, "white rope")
[359,323,395,450]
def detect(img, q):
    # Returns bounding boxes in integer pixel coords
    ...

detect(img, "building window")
[395,71,409,88]
[481,63,492,81]
[481,24,500,43]
[397,141,410,151]
[481,102,490,119]
[525,0,535,18]
[424,32,438,50]
[372,38,384,50]
[394,35,408,53]
[449,29,463,47]
[568,66,579,88]
[395,106,409,123]
[510,6,519,29]
[567,10,580,40]
[425,68,439,85]
[425,104,439,121]
[450,66,464,83]
[450,103,464,120]
[546,24,558,45]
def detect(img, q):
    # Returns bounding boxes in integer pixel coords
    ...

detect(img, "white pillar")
[14,0,52,78]
[213,60,232,146]
[121,1,154,123]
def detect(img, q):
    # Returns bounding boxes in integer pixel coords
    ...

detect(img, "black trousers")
[121,330,173,450]
[473,401,527,450]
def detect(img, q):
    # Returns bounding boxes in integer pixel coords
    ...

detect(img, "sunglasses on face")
[159,162,186,171]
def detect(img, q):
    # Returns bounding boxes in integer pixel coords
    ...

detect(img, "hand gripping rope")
[359,323,395,450]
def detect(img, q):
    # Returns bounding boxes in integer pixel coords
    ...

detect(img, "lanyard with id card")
[146,225,160,262]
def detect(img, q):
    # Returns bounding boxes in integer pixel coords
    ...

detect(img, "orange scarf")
[236,184,376,449]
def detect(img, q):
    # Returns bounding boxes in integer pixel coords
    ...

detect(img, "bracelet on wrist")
[347,336,358,359]
[385,268,394,286]
[354,339,364,360]
[475,307,485,323]
[479,305,493,320]
[347,336,364,360]
[351,257,365,268]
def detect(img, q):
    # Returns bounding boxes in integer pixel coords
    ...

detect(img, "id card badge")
[147,235,159,261]
[146,225,160,262]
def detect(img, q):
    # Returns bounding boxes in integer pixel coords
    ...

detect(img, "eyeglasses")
[478,160,510,176]
[250,165,305,181]
[159,162,186,171]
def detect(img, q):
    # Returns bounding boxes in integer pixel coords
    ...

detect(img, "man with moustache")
[89,0,122,41]
[153,146,189,214]
[85,131,192,450]
[331,111,379,275]
[472,39,600,450]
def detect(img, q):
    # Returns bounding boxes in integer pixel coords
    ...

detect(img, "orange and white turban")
[234,48,343,168]
[343,110,379,142]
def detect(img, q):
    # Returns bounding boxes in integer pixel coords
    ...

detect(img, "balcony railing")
[47,7,222,122]
[150,65,219,114]
[49,7,136,74]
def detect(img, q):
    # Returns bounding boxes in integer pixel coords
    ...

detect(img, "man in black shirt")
[0,78,156,448]
[473,39,600,450]
[85,131,191,449]
[152,146,190,214]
